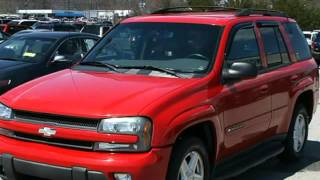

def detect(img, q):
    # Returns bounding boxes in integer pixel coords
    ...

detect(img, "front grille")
[13,132,94,150]
[13,110,100,130]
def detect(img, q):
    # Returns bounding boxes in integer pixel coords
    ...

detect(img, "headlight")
[0,103,12,120]
[96,117,152,152]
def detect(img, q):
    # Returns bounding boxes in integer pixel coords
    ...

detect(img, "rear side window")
[284,22,311,61]
[260,27,290,67]
[226,27,262,70]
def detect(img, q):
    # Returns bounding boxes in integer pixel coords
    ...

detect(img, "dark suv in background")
[0,32,98,94]
[311,33,320,65]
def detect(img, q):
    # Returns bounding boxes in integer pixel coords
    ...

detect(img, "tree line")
[150,0,320,30]
[224,0,320,30]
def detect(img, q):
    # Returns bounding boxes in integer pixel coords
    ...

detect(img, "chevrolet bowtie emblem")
[38,127,56,137]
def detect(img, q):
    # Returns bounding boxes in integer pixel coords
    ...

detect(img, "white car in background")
[303,31,312,46]
[303,31,320,47]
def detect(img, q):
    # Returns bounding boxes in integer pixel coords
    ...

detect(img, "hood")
[1,69,194,118]
[0,60,27,70]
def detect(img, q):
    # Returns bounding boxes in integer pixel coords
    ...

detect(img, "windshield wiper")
[80,61,120,73]
[80,62,182,78]
[119,65,183,78]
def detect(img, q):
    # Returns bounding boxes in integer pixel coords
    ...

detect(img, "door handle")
[290,75,299,82]
[259,85,269,94]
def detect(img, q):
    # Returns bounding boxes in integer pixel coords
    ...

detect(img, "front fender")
[153,104,224,161]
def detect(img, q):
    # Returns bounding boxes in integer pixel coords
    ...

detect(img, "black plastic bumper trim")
[0,154,106,180]
[14,158,72,179]
[2,154,16,180]
[87,171,107,180]
[72,167,87,180]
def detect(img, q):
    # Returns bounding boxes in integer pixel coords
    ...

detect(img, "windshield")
[83,22,222,77]
[304,34,311,39]
[0,36,57,62]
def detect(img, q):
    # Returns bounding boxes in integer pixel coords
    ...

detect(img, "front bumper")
[0,136,172,180]
[0,154,105,180]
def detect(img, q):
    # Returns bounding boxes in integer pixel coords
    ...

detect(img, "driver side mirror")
[51,55,72,63]
[222,62,258,82]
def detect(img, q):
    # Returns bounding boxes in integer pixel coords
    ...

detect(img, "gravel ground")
[231,92,320,180]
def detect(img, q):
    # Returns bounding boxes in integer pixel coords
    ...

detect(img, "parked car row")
[0,7,318,180]
[303,30,320,65]
[32,21,79,32]
[0,17,113,44]
[0,24,30,35]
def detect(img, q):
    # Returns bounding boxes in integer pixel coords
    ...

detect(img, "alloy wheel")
[178,151,204,180]
[293,114,306,152]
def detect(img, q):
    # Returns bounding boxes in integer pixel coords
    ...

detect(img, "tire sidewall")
[286,104,309,159]
[166,137,211,180]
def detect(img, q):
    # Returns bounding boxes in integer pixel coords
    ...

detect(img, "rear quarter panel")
[276,59,318,134]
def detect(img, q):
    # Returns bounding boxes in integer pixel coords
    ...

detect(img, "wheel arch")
[294,90,314,123]
[175,121,217,163]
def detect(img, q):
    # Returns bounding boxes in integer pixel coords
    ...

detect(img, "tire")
[280,104,309,161]
[166,137,211,180]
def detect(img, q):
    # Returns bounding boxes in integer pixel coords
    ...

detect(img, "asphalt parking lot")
[232,87,320,179]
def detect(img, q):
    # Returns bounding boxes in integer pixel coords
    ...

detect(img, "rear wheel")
[166,137,210,180]
[281,104,309,160]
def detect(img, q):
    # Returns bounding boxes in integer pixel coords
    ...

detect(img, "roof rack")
[151,6,288,18]
[151,6,240,14]
[236,9,288,18]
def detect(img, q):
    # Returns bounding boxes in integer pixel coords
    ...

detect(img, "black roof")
[12,31,99,39]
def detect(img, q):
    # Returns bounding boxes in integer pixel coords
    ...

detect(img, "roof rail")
[236,9,288,18]
[151,6,240,14]
[151,6,288,18]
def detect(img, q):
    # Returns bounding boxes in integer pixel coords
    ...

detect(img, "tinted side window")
[260,27,290,67]
[82,38,97,53]
[284,22,311,61]
[275,28,290,64]
[227,27,262,69]
[57,39,83,62]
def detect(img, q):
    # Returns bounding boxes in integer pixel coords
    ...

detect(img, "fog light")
[114,173,132,180]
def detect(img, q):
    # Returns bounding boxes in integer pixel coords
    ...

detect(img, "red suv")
[0,7,318,180]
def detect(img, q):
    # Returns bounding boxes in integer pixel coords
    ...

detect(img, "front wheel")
[281,104,309,161]
[166,137,211,180]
